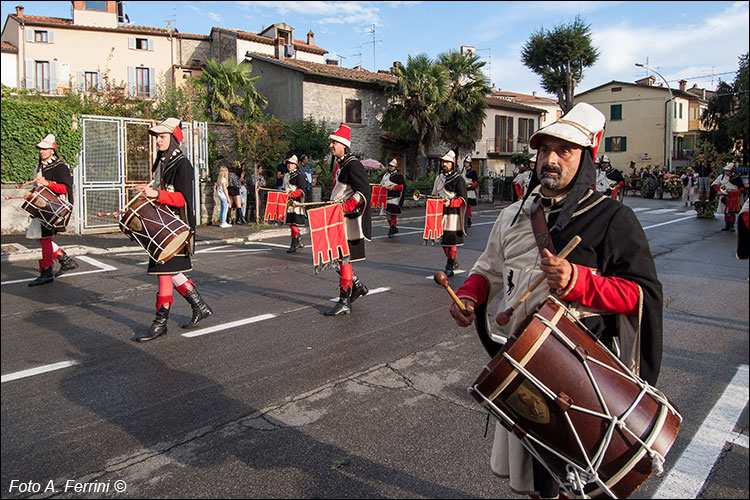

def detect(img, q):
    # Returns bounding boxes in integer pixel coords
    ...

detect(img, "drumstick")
[15,179,37,189]
[4,196,26,200]
[434,271,468,314]
[496,235,582,327]
[96,190,146,218]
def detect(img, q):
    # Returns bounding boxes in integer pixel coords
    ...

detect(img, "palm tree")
[437,50,491,164]
[382,54,448,177]
[199,58,267,122]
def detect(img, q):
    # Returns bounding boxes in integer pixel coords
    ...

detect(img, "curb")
[1,207,506,263]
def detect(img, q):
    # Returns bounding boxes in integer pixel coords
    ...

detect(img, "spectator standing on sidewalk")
[216,166,231,228]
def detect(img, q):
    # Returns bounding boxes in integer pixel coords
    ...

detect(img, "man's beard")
[539,164,563,190]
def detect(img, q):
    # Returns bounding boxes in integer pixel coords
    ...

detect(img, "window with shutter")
[610,104,622,121]
[345,99,362,124]
[605,137,612,152]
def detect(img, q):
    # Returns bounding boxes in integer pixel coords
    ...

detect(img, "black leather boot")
[55,250,79,277]
[722,220,732,231]
[28,265,54,287]
[324,287,352,316]
[467,217,472,228]
[134,305,170,342]
[181,287,213,329]
[287,236,299,253]
[444,258,455,277]
[350,276,369,303]
[388,226,396,238]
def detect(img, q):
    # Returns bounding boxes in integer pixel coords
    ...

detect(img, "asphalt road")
[1,196,748,499]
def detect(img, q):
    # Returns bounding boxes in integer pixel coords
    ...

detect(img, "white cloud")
[237,1,382,26]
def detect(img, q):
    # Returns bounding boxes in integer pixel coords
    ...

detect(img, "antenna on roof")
[164,7,176,31]
[362,24,381,71]
[474,47,492,87]
[350,46,363,68]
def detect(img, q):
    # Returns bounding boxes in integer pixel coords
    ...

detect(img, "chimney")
[276,36,284,60]
[307,30,314,46]
[326,59,338,66]
[678,79,687,92]
[16,5,24,16]
[532,91,537,97]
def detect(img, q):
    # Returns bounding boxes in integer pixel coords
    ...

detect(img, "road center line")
[653,364,749,499]
[1,360,78,383]
[182,313,276,338]
[329,287,390,302]
[642,216,695,230]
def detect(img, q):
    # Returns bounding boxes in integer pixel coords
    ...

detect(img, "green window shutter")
[610,104,622,121]
[621,137,627,152]
[605,137,612,152]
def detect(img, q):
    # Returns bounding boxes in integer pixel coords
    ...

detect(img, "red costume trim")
[557,264,640,315]
[456,274,490,306]
[46,182,67,195]
[157,190,186,207]
[289,189,303,198]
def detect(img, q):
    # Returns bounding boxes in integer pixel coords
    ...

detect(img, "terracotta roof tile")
[485,96,546,112]
[249,54,397,85]
[1,40,18,52]
[217,27,327,54]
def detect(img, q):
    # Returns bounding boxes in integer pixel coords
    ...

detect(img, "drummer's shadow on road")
[42,308,472,498]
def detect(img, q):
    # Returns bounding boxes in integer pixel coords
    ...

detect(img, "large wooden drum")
[119,199,190,264]
[21,186,73,230]
[469,296,681,499]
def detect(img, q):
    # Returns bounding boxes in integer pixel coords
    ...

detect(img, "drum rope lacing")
[480,307,678,498]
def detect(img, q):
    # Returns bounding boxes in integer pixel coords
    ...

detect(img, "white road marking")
[245,242,290,249]
[653,364,749,499]
[328,287,390,302]
[1,255,117,285]
[645,208,679,214]
[1,360,78,383]
[182,313,277,338]
[425,270,466,279]
[642,216,695,230]
[632,207,650,212]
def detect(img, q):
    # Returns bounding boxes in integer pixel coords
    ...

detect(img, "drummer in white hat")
[130,117,213,342]
[449,102,664,499]
[281,154,308,253]
[430,149,467,277]
[25,133,78,286]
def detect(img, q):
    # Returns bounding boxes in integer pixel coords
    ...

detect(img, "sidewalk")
[1,205,508,263]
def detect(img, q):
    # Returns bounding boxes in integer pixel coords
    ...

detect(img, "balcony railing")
[486,138,529,155]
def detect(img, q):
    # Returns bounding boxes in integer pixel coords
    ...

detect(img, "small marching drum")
[119,198,190,264]
[469,296,681,499]
[22,186,73,229]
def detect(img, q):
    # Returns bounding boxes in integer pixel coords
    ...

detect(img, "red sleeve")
[390,184,403,191]
[456,274,490,306]
[558,264,640,316]
[741,211,749,228]
[156,190,186,207]
[289,189,303,198]
[471,182,479,189]
[513,183,523,197]
[47,182,67,195]
[449,198,465,208]
[343,198,359,212]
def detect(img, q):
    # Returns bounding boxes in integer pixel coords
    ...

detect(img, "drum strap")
[530,201,557,256]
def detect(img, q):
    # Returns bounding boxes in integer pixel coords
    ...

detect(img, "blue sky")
[2,1,748,97]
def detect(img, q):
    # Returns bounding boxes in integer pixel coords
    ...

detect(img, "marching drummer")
[282,155,307,253]
[381,158,405,238]
[131,118,213,342]
[324,124,371,316]
[432,150,467,278]
[449,103,664,498]
[25,134,78,286]
[461,155,479,228]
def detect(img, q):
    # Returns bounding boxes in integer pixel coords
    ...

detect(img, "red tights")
[443,246,457,259]
[339,263,353,290]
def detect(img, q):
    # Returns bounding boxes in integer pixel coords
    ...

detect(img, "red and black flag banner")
[263,191,288,223]
[423,198,443,245]
[307,203,350,272]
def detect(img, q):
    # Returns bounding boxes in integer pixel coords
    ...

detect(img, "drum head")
[155,231,190,263]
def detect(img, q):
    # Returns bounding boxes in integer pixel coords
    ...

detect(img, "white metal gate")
[75,115,207,234]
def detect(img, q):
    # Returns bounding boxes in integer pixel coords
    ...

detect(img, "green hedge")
[1,98,83,183]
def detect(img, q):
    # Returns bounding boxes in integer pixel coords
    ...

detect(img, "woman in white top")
[216,166,231,228]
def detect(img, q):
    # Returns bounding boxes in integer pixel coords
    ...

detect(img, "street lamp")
[636,63,674,172]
